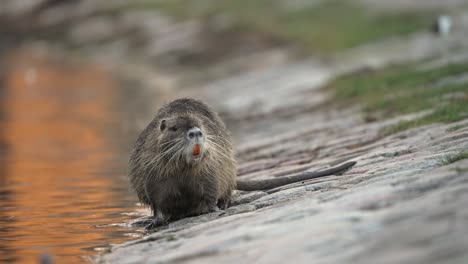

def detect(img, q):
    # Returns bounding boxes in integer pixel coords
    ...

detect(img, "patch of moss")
[124,0,435,53]
[442,151,468,165]
[382,100,468,135]
[452,167,468,174]
[332,62,468,110]
[329,61,468,135]
[166,235,177,241]
[447,123,468,132]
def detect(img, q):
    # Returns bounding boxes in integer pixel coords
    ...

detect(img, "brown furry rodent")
[128,98,355,227]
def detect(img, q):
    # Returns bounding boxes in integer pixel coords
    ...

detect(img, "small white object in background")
[434,15,453,36]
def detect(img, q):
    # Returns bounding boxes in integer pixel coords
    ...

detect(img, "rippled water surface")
[0,50,144,263]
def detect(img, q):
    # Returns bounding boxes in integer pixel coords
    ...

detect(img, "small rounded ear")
[160,120,166,131]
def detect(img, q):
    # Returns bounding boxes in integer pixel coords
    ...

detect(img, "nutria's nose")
[187,127,203,139]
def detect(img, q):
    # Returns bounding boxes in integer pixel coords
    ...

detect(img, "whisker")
[148,140,185,175]
[205,139,235,162]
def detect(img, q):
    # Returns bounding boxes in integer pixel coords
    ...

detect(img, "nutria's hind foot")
[209,205,220,213]
[187,201,219,217]
[145,217,168,230]
[217,198,230,210]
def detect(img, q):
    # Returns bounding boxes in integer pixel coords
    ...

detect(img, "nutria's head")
[157,115,207,166]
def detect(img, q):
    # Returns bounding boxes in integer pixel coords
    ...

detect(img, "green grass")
[382,101,468,135]
[124,0,435,53]
[452,167,468,174]
[447,123,468,132]
[442,151,468,165]
[166,235,177,241]
[328,62,468,135]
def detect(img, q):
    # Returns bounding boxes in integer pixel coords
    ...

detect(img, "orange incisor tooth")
[193,144,201,156]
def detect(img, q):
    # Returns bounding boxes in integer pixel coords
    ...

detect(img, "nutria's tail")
[236,161,356,191]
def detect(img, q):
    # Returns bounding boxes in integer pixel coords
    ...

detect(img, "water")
[0,50,145,263]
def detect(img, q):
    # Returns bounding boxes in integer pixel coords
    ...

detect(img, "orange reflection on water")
[0,50,139,263]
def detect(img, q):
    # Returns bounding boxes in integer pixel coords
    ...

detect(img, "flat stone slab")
[97,115,468,263]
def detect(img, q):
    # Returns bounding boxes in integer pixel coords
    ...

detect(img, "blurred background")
[1,0,467,263]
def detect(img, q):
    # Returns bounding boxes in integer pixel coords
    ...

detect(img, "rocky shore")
[2,1,467,263]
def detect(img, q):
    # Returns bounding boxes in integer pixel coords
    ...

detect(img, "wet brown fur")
[129,98,236,222]
[128,98,355,224]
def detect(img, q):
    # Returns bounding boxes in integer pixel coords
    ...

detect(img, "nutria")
[128,98,355,228]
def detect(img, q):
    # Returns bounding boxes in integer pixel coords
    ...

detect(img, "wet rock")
[98,158,468,264]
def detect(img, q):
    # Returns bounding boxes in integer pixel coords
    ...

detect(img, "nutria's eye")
[160,120,166,131]
[169,126,178,132]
